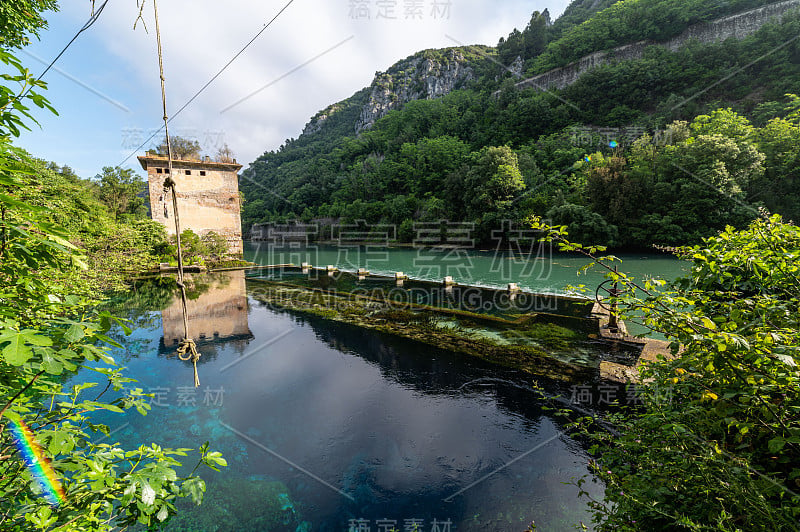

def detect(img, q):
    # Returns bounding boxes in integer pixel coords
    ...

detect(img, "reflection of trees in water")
[251,300,628,451]
[105,272,236,322]
[256,302,587,412]
[104,276,176,322]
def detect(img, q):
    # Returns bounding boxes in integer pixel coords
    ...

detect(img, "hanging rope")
[152,0,201,387]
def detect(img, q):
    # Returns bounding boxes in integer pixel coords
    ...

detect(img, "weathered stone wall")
[666,0,800,51]
[513,0,800,92]
[139,156,244,255]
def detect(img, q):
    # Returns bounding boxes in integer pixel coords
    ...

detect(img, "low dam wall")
[510,0,800,93]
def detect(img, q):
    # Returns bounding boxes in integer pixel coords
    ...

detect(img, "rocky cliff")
[299,48,480,137]
[513,0,800,92]
[353,48,479,133]
[302,103,343,136]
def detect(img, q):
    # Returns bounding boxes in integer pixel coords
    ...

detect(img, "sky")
[16,0,573,179]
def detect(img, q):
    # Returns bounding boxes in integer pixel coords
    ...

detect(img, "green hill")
[240,0,800,248]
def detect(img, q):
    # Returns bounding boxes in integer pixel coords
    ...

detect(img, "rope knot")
[176,338,201,387]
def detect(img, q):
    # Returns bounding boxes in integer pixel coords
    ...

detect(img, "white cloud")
[19,0,572,176]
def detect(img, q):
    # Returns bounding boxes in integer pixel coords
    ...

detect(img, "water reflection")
[94,272,606,531]
[158,271,254,358]
[227,300,606,531]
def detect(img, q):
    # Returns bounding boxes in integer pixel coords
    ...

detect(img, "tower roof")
[137,154,242,172]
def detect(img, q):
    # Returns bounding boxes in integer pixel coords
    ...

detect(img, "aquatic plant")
[165,476,305,532]
[501,322,582,351]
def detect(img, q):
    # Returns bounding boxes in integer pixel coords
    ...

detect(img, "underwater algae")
[247,279,600,382]
[166,475,309,532]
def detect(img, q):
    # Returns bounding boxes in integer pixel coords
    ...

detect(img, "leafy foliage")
[0,0,58,50]
[530,0,778,75]
[0,147,226,530]
[163,229,229,266]
[149,136,202,160]
[531,214,800,530]
[95,166,148,220]
[0,7,224,529]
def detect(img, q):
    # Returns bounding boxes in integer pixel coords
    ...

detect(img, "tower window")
[185,170,191,175]
[156,168,163,174]
[199,170,206,176]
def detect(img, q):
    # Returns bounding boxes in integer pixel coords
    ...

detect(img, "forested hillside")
[240,0,800,248]
[4,157,168,292]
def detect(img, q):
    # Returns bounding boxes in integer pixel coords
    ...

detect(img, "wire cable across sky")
[116,0,297,168]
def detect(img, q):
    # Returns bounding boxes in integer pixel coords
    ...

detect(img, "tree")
[584,154,650,232]
[96,166,147,220]
[498,28,524,65]
[546,203,619,246]
[751,94,800,221]
[150,136,202,160]
[531,214,800,530]
[0,0,58,50]
[464,146,526,218]
[523,10,549,59]
[201,231,229,259]
[690,108,756,141]
[215,143,236,163]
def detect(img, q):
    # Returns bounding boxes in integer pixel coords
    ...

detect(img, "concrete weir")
[245,265,665,383]
[591,301,675,383]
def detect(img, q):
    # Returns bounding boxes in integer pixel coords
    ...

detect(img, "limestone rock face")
[355,49,476,133]
[302,103,342,136]
[508,56,525,79]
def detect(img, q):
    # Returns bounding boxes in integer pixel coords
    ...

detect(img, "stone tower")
[138,155,244,255]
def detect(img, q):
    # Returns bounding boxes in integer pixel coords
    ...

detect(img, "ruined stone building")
[138,155,244,255]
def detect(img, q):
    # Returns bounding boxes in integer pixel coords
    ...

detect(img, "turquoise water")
[84,271,618,531]
[244,242,687,297]
[244,242,689,336]
[78,248,686,531]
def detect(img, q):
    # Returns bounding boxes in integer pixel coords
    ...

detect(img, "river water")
[244,242,689,336]
[82,245,687,531]
[244,242,687,297]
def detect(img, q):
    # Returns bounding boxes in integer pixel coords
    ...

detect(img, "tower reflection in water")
[159,271,254,360]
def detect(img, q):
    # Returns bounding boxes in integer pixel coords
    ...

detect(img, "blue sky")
[16,0,572,179]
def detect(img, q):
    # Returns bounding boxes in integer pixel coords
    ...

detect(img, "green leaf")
[768,437,786,453]
[701,317,716,330]
[64,324,84,343]
[141,482,156,506]
[21,330,52,346]
[0,332,32,365]
[41,351,63,375]
[182,477,205,505]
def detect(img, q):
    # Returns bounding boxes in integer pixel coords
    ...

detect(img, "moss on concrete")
[248,280,597,382]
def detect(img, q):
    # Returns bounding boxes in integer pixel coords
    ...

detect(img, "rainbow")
[8,419,66,507]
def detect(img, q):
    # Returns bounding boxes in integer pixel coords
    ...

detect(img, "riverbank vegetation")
[0,3,226,529]
[531,214,800,530]
[3,0,799,530]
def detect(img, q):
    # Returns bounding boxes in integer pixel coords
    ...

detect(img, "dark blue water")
[83,271,609,531]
